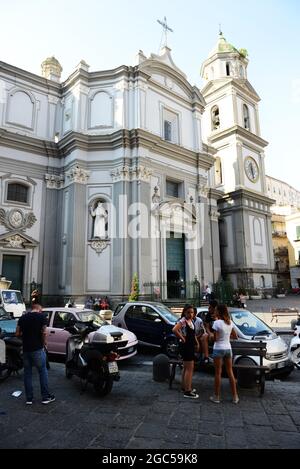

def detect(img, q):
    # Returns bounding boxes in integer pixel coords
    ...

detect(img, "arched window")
[211,105,220,131]
[7,182,29,203]
[260,276,265,288]
[226,62,231,76]
[243,104,250,130]
[215,157,223,185]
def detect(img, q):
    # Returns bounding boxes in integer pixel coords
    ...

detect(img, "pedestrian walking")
[16,303,55,405]
[172,304,199,399]
[209,304,239,404]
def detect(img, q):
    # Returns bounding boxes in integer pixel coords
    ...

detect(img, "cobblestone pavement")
[1,352,300,449]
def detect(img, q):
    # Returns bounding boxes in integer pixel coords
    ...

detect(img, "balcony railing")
[272,231,287,237]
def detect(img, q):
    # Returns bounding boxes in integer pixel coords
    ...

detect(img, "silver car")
[197,307,294,380]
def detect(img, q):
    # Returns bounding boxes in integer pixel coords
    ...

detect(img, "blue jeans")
[23,349,49,400]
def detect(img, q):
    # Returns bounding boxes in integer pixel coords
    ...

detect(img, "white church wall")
[145,88,195,150]
[86,244,111,292]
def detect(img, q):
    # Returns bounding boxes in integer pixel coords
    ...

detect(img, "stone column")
[43,174,64,295]
[64,166,90,295]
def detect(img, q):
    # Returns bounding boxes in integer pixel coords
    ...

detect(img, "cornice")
[58,129,215,170]
[227,188,275,205]
[208,125,268,148]
[0,61,61,94]
[0,128,58,157]
[202,78,260,103]
[0,127,215,171]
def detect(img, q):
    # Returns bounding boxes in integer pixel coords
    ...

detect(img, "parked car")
[43,308,138,360]
[0,289,26,318]
[0,306,17,334]
[112,302,179,356]
[196,307,294,380]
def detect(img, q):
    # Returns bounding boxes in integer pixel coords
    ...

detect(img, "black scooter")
[0,329,23,382]
[65,321,128,396]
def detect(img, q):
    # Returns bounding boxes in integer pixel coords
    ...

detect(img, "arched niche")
[88,197,110,240]
[6,89,35,129]
[89,91,113,128]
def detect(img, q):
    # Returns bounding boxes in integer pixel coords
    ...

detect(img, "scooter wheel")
[0,366,12,382]
[94,377,113,396]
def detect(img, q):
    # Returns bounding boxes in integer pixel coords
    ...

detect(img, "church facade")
[0,34,275,302]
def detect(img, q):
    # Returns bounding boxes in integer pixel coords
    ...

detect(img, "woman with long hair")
[172,304,199,399]
[210,304,239,404]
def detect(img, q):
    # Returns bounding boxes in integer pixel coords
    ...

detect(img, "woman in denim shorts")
[210,304,239,404]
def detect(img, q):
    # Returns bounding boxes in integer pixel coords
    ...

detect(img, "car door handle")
[50,331,55,334]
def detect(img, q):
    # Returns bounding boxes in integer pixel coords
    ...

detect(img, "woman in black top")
[172,305,199,399]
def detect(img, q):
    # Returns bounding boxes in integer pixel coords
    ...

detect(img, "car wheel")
[236,358,257,388]
[163,337,179,358]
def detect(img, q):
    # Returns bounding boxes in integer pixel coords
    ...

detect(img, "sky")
[0,0,299,190]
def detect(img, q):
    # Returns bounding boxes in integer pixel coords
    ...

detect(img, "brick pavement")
[0,362,300,449]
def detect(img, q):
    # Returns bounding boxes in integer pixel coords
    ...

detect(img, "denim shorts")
[212,349,232,359]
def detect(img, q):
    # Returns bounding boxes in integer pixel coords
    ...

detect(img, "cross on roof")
[157,16,173,48]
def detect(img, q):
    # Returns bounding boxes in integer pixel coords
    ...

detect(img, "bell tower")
[201,32,276,291]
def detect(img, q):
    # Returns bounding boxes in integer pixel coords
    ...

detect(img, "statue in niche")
[90,201,108,238]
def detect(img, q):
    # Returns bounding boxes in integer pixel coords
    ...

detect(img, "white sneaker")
[209,395,221,404]
[232,396,239,404]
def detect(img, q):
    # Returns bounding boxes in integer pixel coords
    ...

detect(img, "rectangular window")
[164,120,172,142]
[166,180,179,198]
[296,226,300,240]
[7,183,28,203]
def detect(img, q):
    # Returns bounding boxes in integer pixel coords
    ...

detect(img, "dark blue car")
[112,302,179,357]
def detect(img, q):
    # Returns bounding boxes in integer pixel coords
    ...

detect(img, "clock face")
[244,157,259,183]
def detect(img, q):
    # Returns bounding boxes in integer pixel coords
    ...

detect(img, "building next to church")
[0,33,276,303]
[266,175,300,290]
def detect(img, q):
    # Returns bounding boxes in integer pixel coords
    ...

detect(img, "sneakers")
[184,391,199,399]
[232,396,239,404]
[26,399,33,405]
[209,395,221,404]
[42,395,55,405]
[203,357,209,365]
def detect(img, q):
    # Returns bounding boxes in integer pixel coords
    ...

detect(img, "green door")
[2,255,25,292]
[166,233,186,298]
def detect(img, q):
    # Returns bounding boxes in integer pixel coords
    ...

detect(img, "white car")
[43,308,138,360]
[196,307,294,381]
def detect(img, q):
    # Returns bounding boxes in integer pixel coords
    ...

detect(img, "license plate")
[108,361,118,374]
[277,361,286,369]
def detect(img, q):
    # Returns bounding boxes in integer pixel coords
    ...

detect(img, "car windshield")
[77,311,106,327]
[2,290,23,304]
[155,304,178,324]
[230,310,273,337]
[0,306,11,319]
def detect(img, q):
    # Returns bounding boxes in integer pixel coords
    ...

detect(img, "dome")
[41,56,62,82]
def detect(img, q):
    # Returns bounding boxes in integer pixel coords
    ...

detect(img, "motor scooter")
[65,320,128,396]
[0,329,23,381]
[289,319,300,370]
